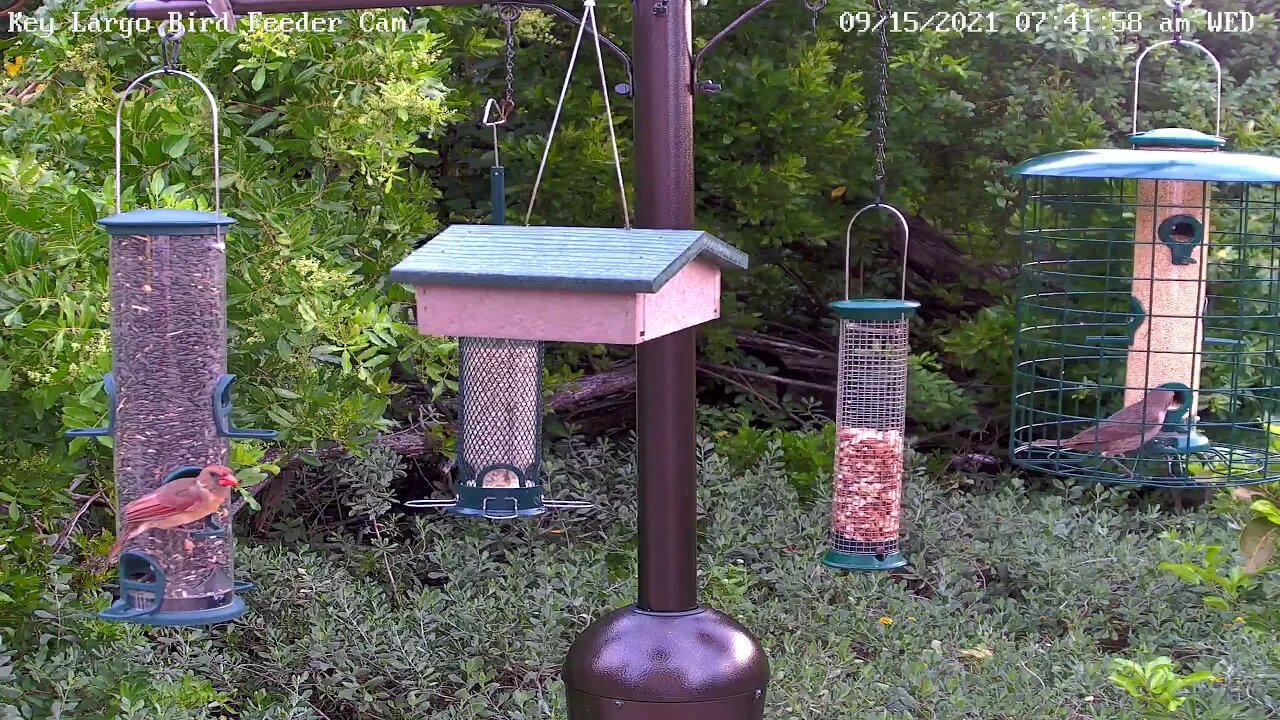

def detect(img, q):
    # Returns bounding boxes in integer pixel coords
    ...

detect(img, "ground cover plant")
[2,0,1279,718]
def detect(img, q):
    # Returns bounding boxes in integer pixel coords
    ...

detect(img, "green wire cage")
[1009,42,1280,489]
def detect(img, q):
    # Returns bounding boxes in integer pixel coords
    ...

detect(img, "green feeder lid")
[1128,127,1226,149]
[1008,146,1280,182]
[830,298,919,321]
[98,208,236,236]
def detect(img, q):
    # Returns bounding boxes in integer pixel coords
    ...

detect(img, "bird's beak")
[217,474,240,487]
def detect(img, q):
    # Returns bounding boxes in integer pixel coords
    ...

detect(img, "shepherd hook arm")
[692,0,779,91]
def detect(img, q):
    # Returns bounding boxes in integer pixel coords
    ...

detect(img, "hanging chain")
[871,0,892,204]
[498,5,521,121]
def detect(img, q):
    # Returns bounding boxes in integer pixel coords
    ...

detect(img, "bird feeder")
[1009,41,1280,487]
[68,68,276,625]
[389,224,748,517]
[823,205,917,572]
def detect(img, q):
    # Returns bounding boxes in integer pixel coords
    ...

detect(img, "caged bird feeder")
[1009,39,1280,488]
[389,225,748,517]
[68,33,276,626]
[823,204,918,572]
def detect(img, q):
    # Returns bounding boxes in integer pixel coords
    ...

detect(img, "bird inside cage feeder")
[1007,39,1280,488]
[823,205,918,572]
[390,224,749,518]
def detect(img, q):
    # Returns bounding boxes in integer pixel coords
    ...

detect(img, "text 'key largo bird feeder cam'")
[1009,36,1280,488]
[71,25,277,626]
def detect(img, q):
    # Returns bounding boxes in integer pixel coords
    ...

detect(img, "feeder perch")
[389,224,748,517]
[823,205,917,572]
[1009,41,1280,488]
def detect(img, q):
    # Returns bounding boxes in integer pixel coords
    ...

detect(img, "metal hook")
[157,20,185,71]
[1132,39,1222,138]
[804,0,827,31]
[844,202,910,301]
[482,98,505,167]
[114,68,221,217]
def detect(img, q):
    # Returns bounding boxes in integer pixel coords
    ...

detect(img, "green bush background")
[2,0,1279,717]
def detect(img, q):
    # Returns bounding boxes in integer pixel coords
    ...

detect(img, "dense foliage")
[2,0,1279,717]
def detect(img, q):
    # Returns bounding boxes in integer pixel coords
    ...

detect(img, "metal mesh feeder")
[390,225,750,518]
[1009,41,1280,488]
[823,204,918,572]
[70,65,275,626]
[407,337,560,518]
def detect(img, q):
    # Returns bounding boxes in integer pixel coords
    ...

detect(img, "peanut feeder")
[823,205,918,572]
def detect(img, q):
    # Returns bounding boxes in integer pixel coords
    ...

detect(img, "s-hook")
[158,19,185,72]
[804,0,826,31]
[483,98,508,225]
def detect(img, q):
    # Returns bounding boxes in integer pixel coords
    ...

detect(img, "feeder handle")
[524,0,630,229]
[1132,39,1222,137]
[114,66,221,217]
[844,202,910,301]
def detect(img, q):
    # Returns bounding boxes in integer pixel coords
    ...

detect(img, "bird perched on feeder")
[206,0,237,31]
[1030,389,1179,456]
[108,465,239,562]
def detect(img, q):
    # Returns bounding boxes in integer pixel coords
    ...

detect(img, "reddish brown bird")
[108,465,239,562]
[1031,389,1179,456]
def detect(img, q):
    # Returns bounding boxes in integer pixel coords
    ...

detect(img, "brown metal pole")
[632,0,699,614]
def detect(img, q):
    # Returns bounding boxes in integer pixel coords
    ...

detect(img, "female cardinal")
[1031,389,1179,456]
[108,465,239,563]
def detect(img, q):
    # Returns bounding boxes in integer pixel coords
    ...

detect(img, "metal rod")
[633,0,698,614]
[692,0,777,83]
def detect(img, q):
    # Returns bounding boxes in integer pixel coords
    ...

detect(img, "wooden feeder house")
[389,225,748,518]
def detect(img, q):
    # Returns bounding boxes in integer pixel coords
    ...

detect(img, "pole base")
[563,605,768,720]
[822,549,907,571]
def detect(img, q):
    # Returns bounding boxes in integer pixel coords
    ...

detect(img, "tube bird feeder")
[823,205,917,571]
[69,68,276,625]
[1009,41,1280,487]
[390,225,749,517]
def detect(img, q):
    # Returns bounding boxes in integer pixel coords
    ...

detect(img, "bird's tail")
[107,525,138,563]
[107,537,126,564]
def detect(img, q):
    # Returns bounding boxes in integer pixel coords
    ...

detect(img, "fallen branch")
[54,490,106,553]
[698,365,806,426]
[699,362,835,394]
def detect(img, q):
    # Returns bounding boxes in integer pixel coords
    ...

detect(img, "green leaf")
[1158,562,1203,585]
[1240,516,1278,575]
[1250,499,1280,525]
[163,135,191,159]
[252,66,267,92]
[1202,595,1229,611]
[247,111,281,135]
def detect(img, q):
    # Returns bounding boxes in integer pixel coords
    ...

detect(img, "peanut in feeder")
[69,30,277,626]
[1009,39,1280,488]
[823,204,917,572]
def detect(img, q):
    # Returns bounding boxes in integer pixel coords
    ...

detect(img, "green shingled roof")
[389,225,749,293]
